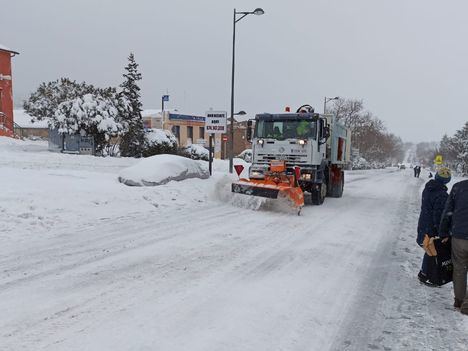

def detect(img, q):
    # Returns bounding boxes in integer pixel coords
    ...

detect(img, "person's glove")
[423,235,438,256]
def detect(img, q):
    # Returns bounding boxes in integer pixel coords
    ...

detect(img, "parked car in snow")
[236,149,252,162]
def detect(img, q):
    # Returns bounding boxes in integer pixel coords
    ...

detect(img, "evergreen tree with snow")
[452,122,468,174]
[119,53,145,157]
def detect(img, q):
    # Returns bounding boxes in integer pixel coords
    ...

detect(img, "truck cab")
[247,111,350,204]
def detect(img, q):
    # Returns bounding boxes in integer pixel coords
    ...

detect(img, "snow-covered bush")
[183,144,209,161]
[352,156,371,170]
[142,129,178,157]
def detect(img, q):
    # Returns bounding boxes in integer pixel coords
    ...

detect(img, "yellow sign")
[435,155,443,165]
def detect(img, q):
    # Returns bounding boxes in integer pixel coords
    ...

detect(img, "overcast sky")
[2,0,468,142]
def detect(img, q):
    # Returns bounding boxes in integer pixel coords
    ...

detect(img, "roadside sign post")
[209,135,213,176]
[161,94,169,112]
[205,111,227,176]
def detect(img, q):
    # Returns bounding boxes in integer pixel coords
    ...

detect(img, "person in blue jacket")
[439,178,468,312]
[416,167,451,285]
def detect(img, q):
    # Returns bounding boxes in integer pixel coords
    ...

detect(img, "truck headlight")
[298,139,307,145]
[301,173,312,180]
[258,139,264,145]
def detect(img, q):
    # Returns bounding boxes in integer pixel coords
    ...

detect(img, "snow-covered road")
[1,139,467,350]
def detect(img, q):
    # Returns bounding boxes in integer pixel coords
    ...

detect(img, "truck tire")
[312,182,327,205]
[329,171,344,198]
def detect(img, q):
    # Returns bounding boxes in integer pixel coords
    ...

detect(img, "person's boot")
[460,300,468,315]
[418,271,438,287]
[454,298,462,309]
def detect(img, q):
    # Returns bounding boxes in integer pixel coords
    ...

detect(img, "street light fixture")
[324,96,339,114]
[229,8,265,173]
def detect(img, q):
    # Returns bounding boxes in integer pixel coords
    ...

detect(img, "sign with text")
[205,111,227,134]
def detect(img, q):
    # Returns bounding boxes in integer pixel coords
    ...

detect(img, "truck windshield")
[255,119,317,140]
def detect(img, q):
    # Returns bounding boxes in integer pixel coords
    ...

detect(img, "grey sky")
[2,0,468,142]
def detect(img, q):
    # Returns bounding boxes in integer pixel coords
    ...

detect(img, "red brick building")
[0,44,19,137]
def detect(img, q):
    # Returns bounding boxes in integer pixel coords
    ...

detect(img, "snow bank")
[118,154,209,186]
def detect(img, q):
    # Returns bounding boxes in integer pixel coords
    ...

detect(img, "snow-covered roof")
[142,108,179,117]
[0,43,19,55]
[14,110,48,129]
[142,109,163,118]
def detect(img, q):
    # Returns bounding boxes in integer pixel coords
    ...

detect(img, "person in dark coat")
[439,178,468,313]
[417,167,451,285]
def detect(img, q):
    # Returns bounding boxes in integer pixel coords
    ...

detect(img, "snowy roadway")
[1,139,467,350]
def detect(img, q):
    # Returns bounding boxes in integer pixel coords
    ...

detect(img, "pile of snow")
[184,143,209,160]
[118,154,209,186]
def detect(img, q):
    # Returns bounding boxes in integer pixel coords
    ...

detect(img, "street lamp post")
[225,110,246,159]
[229,8,265,173]
[323,96,339,114]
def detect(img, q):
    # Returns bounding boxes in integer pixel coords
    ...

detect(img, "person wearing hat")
[440,174,468,314]
[416,167,451,286]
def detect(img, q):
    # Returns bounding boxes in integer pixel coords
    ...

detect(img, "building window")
[172,125,180,142]
[187,126,193,141]
[199,126,205,140]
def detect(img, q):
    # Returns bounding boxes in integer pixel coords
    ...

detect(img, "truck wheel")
[330,172,344,198]
[312,183,327,205]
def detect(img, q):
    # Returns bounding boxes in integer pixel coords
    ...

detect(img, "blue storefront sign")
[168,113,205,122]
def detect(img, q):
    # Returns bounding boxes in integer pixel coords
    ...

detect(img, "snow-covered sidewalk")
[1,139,467,351]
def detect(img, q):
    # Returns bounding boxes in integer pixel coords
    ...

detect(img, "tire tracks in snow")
[330,175,468,351]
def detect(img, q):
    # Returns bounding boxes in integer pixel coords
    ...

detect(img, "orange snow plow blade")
[231,161,304,210]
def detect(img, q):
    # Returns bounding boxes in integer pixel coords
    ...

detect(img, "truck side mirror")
[319,126,330,145]
[246,120,253,142]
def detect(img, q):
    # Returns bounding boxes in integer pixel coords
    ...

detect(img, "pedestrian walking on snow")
[439,177,468,314]
[417,168,451,286]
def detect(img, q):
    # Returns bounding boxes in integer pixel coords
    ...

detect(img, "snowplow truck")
[232,105,351,209]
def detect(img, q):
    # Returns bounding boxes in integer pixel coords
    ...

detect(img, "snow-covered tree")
[53,91,126,153]
[119,53,145,157]
[24,78,95,122]
[328,98,404,164]
[451,122,468,174]
[438,123,468,175]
